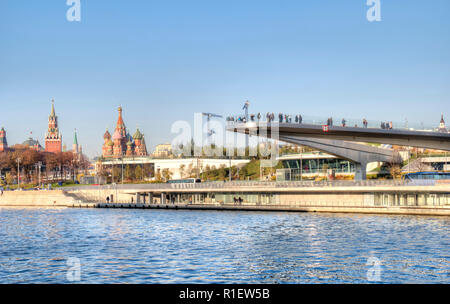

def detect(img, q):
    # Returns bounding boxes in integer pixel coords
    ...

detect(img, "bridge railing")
[61,179,436,192]
[225,114,441,133]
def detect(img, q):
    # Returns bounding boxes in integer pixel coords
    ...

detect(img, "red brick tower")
[45,99,63,153]
[0,127,8,152]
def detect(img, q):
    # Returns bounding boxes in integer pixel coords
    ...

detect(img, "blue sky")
[0,0,449,157]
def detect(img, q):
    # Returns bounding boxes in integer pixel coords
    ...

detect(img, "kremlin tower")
[73,129,79,154]
[102,107,148,158]
[45,100,63,153]
[0,127,8,152]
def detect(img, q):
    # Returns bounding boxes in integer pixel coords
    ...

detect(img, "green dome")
[133,128,143,140]
[107,139,114,147]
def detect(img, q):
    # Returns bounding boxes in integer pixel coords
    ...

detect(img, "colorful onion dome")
[112,129,122,140]
[133,128,143,140]
[104,129,111,140]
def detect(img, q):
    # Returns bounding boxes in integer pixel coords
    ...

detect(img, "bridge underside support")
[277,136,399,180]
[149,193,153,204]
[354,163,367,181]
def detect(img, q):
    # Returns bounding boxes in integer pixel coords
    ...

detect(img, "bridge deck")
[229,122,450,151]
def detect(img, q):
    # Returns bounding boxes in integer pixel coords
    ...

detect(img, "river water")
[0,208,448,283]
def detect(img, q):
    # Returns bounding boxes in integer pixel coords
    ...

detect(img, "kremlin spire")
[73,129,79,154]
[45,99,62,153]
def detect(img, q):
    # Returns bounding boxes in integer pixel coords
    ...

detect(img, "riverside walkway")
[60,180,450,216]
[1,181,448,216]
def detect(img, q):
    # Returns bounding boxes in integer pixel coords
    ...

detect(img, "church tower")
[0,127,8,152]
[439,114,448,133]
[112,107,127,157]
[45,99,63,153]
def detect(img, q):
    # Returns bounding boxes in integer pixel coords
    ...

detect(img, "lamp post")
[229,153,232,182]
[111,163,114,184]
[38,162,42,187]
[121,158,124,185]
[17,158,21,190]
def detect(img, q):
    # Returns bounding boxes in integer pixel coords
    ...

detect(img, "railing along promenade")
[226,113,442,132]
[62,179,441,192]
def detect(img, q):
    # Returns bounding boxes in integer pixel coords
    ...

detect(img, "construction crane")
[202,112,223,137]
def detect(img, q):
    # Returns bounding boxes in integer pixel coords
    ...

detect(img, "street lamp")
[17,158,21,190]
[120,157,124,185]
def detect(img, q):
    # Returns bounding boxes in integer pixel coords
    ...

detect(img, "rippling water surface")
[0,207,448,283]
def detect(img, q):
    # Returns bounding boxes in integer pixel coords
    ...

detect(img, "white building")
[98,157,250,180]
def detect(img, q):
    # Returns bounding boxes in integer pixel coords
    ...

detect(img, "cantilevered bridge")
[227,121,450,180]
[229,122,450,151]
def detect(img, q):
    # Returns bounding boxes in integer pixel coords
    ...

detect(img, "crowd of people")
[226,113,303,124]
[226,113,394,130]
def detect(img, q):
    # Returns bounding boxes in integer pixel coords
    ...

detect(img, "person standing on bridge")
[389,121,393,130]
[279,113,283,123]
[342,118,346,127]
[299,115,303,124]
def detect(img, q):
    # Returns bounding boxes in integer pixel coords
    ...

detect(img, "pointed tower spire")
[45,99,62,153]
[73,129,79,154]
[50,99,56,117]
[439,113,447,132]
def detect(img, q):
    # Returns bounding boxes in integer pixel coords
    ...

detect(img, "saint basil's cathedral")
[102,107,148,158]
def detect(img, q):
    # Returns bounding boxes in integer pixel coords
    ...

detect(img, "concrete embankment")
[1,186,449,216]
[0,190,75,207]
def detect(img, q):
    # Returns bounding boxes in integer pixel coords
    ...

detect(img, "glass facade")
[277,157,356,181]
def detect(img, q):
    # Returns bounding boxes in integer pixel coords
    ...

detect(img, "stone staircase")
[62,191,100,204]
[0,190,76,207]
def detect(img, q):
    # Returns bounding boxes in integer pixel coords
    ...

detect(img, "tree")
[135,166,143,181]
[125,165,134,181]
[143,164,154,179]
[5,172,13,185]
[179,164,185,178]
[161,168,172,181]
[112,167,121,183]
